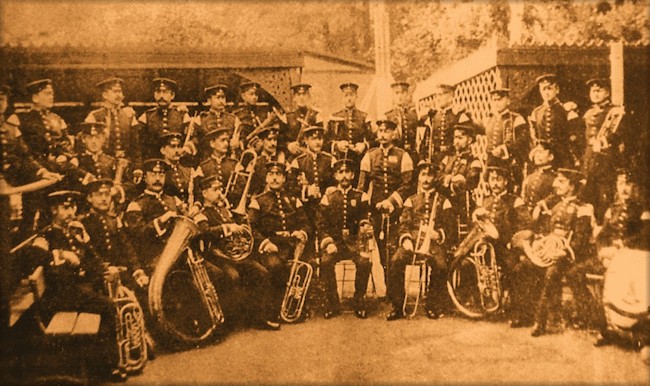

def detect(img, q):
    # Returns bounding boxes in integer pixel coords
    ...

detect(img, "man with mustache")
[123,159,186,272]
[248,161,310,328]
[249,125,286,197]
[84,77,140,166]
[233,81,274,150]
[281,83,322,159]
[317,158,372,319]
[386,159,455,320]
[137,78,193,162]
[195,126,239,206]
[194,84,239,161]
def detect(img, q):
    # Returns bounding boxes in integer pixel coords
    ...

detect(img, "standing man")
[85,77,140,164]
[233,81,274,150]
[529,74,581,169]
[386,160,455,320]
[248,161,311,328]
[159,132,193,203]
[383,81,420,162]
[195,84,239,161]
[317,158,373,319]
[483,88,530,191]
[195,127,239,206]
[282,83,322,159]
[326,83,372,167]
[358,120,414,270]
[418,83,472,164]
[137,78,192,162]
[581,78,625,222]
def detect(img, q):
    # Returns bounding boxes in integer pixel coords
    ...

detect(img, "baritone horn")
[280,239,312,323]
[104,265,147,374]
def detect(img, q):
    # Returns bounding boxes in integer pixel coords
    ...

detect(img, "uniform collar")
[493,189,508,200]
[454,148,471,157]
[211,153,227,162]
[419,188,437,197]
[209,107,225,115]
[594,100,612,109]
[561,195,577,204]
[380,144,393,155]
[144,189,163,198]
[103,101,123,111]
[336,185,352,194]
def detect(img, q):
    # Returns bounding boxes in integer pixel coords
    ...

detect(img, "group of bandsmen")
[1,72,648,380]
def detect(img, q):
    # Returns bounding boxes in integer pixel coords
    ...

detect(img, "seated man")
[193,174,276,330]
[317,158,373,319]
[386,159,455,320]
[247,161,310,329]
[26,190,121,380]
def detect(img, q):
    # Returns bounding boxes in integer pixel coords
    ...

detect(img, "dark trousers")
[258,251,293,320]
[320,243,372,312]
[387,245,447,312]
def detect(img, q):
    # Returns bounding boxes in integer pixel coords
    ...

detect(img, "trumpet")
[280,238,312,323]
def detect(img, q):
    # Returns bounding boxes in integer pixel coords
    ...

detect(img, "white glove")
[402,239,414,252]
[325,243,338,254]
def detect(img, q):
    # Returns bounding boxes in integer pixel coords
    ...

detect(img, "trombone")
[225,149,257,216]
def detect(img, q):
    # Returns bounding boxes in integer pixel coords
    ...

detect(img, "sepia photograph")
[0,0,648,384]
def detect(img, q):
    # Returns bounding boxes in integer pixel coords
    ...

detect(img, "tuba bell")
[148,215,224,344]
[104,265,147,374]
[280,239,312,323]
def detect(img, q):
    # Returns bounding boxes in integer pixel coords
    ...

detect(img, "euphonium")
[104,265,147,374]
[523,231,575,268]
[148,216,223,343]
[280,239,312,323]
[453,218,499,260]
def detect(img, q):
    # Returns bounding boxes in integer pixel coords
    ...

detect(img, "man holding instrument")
[386,159,454,321]
[317,158,373,319]
[281,83,322,160]
[248,161,310,328]
[195,84,239,162]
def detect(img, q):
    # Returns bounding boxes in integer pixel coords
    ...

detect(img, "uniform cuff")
[437,229,446,245]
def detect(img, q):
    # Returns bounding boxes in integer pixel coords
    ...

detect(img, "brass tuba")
[523,231,575,268]
[453,218,499,260]
[148,216,224,344]
[280,239,312,323]
[104,265,147,374]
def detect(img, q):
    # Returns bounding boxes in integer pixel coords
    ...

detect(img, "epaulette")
[122,106,136,116]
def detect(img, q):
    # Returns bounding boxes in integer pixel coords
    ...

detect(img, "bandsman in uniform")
[418,83,472,163]
[193,174,276,330]
[580,78,625,222]
[25,190,120,379]
[82,179,148,290]
[195,84,239,161]
[233,81,275,150]
[317,158,372,319]
[326,83,372,168]
[483,87,530,191]
[438,124,482,240]
[382,81,419,162]
[123,159,193,272]
[137,78,193,162]
[472,162,532,327]
[84,77,140,165]
[282,83,322,159]
[521,142,556,218]
[525,167,596,337]
[249,125,286,197]
[593,168,650,346]
[358,120,414,269]
[386,159,455,320]
[248,161,311,329]
[195,127,239,206]
[159,132,193,203]
[529,74,581,169]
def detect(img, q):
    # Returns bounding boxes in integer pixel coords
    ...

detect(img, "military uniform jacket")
[384,105,419,154]
[439,149,482,199]
[13,109,73,171]
[482,191,531,244]
[0,116,43,185]
[419,106,471,156]
[249,150,286,197]
[197,154,237,191]
[521,165,555,212]
[597,199,650,251]
[195,204,246,240]
[233,104,272,146]
[248,190,310,256]
[483,109,529,164]
[529,99,580,166]
[164,162,192,202]
[358,146,414,207]
[281,106,321,147]
[137,106,191,160]
[317,186,371,250]
[537,194,594,261]
[194,110,239,159]
[326,108,371,153]
[581,101,625,170]
[288,151,336,205]
[398,189,455,248]
[76,151,118,181]
[124,190,183,266]
[29,224,104,295]
[82,209,141,272]
[85,105,139,161]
